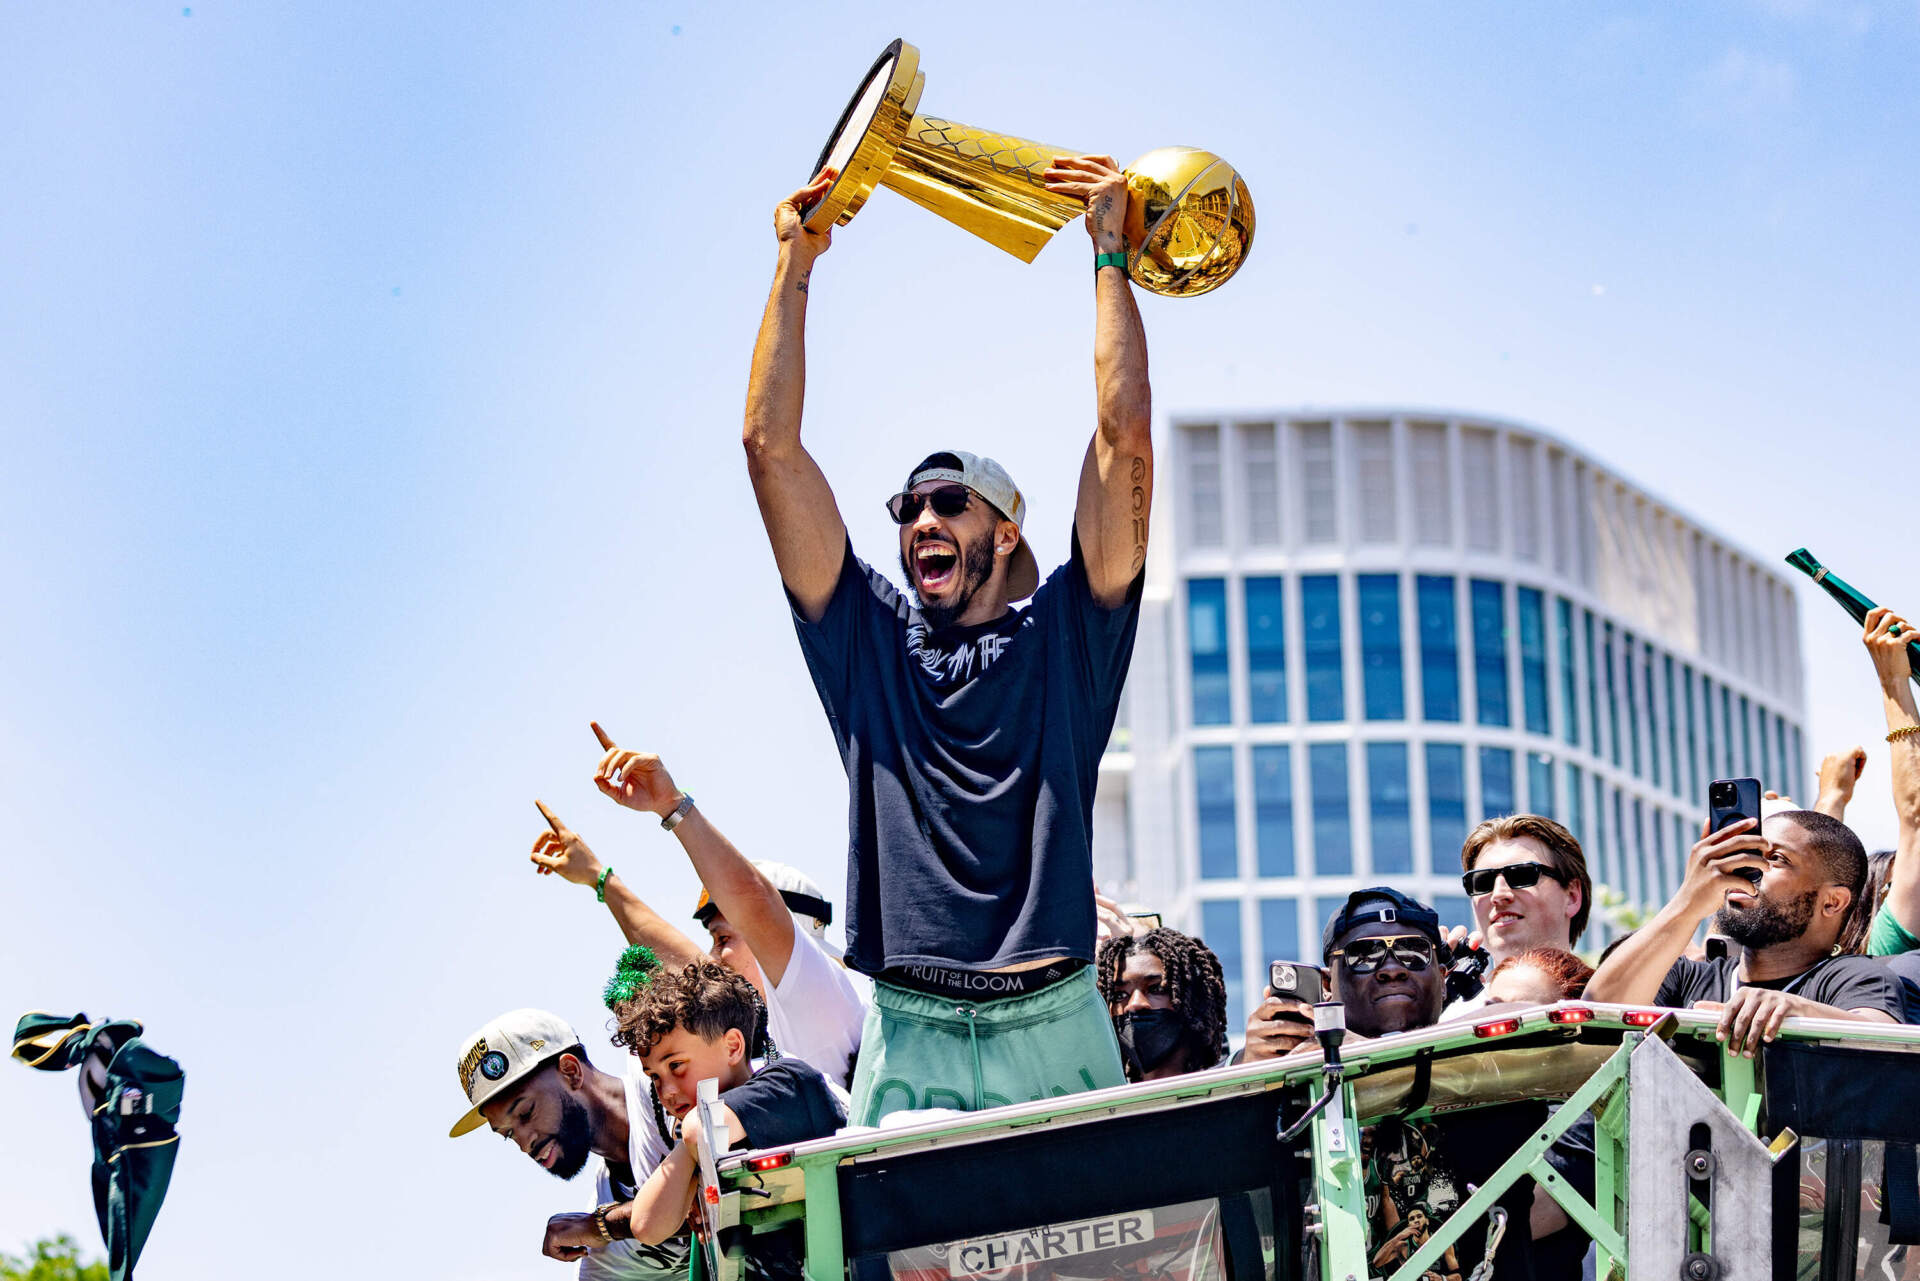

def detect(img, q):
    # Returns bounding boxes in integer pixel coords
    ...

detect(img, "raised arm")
[529,801,705,968]
[1585,818,1764,1003]
[1043,155,1152,607]
[1865,608,1920,939]
[743,169,849,623]
[593,744,799,986]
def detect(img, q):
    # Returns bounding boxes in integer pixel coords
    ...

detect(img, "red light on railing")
[746,1151,792,1172]
[1474,1017,1522,1038]
[1547,1006,1594,1025]
[1622,1009,1662,1027]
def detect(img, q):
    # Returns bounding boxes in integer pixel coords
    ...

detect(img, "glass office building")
[1089,412,1808,1032]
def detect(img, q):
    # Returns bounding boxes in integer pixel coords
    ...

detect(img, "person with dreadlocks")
[1095,927,1229,1082]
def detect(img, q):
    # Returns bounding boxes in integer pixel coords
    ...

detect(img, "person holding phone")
[1585,804,1903,1051]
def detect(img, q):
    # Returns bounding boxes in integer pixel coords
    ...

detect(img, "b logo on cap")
[479,1051,509,1082]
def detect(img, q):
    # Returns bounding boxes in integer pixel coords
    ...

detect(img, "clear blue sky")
[4,3,1915,1276]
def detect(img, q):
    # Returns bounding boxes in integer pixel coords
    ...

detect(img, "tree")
[0,1235,108,1281]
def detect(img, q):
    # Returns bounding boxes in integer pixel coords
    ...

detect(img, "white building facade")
[1091,410,1808,1032]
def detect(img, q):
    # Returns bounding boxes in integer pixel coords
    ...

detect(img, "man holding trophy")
[742,151,1151,1125]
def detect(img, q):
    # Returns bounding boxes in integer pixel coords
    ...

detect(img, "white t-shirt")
[578,1055,681,1281]
[765,915,867,1088]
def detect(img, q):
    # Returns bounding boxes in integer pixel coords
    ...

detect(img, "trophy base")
[802,39,923,233]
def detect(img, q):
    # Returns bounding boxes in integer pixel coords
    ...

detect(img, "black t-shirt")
[1874,951,1920,1022]
[791,534,1142,974]
[1654,954,1905,1019]
[1364,1104,1592,1281]
[721,1059,846,1281]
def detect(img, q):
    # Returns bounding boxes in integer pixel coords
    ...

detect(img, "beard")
[546,1091,594,1181]
[1716,887,1818,949]
[900,532,997,631]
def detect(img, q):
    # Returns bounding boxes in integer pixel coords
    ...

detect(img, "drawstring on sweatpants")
[955,1004,984,1111]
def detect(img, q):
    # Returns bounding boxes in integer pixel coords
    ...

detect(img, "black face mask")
[1115,1009,1188,1080]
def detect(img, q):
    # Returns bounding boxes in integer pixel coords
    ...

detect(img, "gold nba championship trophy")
[802,39,1255,298]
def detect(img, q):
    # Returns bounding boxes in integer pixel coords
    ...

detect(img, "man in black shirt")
[1321,890,1593,1281]
[742,157,1151,1123]
[1587,809,1902,1051]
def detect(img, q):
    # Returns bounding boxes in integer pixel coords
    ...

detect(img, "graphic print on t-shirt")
[905,612,1033,690]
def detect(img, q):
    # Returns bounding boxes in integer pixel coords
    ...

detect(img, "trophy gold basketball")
[802,39,1255,298]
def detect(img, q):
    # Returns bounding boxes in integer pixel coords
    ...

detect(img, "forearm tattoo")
[1129,455,1148,572]
[796,267,810,294]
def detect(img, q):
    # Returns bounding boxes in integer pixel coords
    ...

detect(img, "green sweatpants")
[847,968,1126,1126]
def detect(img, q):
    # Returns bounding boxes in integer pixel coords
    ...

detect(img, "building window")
[1700,674,1718,781]
[1200,900,1244,1039]
[1471,579,1511,727]
[1510,437,1539,561]
[1242,423,1279,546]
[1410,423,1452,545]
[1584,610,1603,758]
[1187,578,1231,726]
[1185,425,1223,547]
[1565,762,1587,849]
[1775,716,1791,800]
[1427,743,1468,870]
[1644,644,1661,789]
[1195,746,1238,879]
[1739,695,1755,781]
[1792,726,1805,795]
[1609,788,1628,901]
[1683,665,1700,805]
[1302,574,1345,722]
[1462,428,1501,551]
[1417,575,1461,722]
[1759,701,1775,790]
[1253,745,1294,877]
[1310,742,1352,875]
[1622,630,1642,778]
[1558,598,1580,747]
[1435,895,1474,936]
[1528,751,1554,819]
[1298,421,1337,545]
[1665,656,1683,801]
[1632,798,1650,909]
[1245,577,1287,723]
[1481,746,1515,819]
[1359,574,1406,720]
[1653,809,1670,904]
[1518,587,1549,735]
[1721,685,1736,777]
[1367,742,1414,875]
[1260,898,1301,969]
[1353,421,1397,545]
[1603,621,1622,768]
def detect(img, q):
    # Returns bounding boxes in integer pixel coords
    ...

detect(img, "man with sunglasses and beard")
[1319,890,1594,1280]
[742,157,1151,1124]
[1586,810,1902,1051]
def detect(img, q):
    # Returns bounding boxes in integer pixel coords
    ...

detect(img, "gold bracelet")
[1889,725,1920,743]
[592,1204,615,1244]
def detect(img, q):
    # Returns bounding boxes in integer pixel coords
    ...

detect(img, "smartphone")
[1128,912,1163,932]
[1708,777,1765,885]
[1269,961,1326,1004]
[1704,933,1737,962]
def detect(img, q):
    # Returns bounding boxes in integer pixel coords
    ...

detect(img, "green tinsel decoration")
[602,944,661,1009]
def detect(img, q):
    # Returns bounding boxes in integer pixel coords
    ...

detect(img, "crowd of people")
[441,154,1920,1281]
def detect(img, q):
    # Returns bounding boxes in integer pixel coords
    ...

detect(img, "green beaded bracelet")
[595,866,613,903]
[1094,250,1129,273]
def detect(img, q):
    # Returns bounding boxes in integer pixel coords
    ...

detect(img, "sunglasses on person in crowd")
[1461,860,1569,897]
[1329,934,1438,974]
[886,485,974,525]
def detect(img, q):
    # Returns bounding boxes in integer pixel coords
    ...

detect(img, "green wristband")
[595,866,613,903]
[1094,250,1129,274]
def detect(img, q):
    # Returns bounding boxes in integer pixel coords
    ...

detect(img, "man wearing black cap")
[1317,889,1593,1281]
[741,159,1151,1123]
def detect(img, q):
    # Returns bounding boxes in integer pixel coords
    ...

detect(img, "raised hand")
[1042,154,1128,253]
[1865,606,1915,692]
[591,724,684,818]
[774,168,837,261]
[530,801,605,887]
[1678,817,1767,918]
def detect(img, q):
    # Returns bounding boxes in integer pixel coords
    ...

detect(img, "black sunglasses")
[1461,860,1568,897]
[886,485,972,525]
[1329,934,1437,974]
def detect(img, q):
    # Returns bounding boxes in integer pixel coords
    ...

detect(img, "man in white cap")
[740,157,1151,1123]
[449,1008,686,1278]
[533,745,867,1088]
